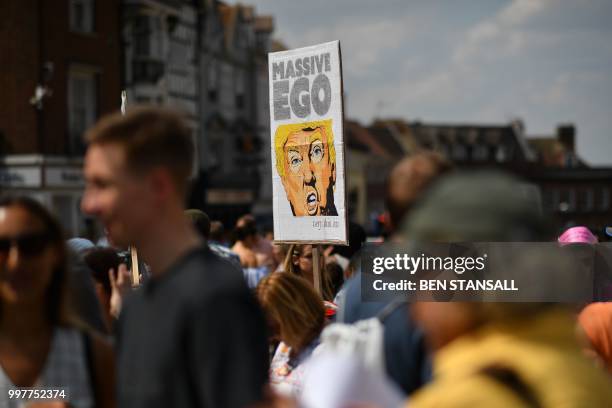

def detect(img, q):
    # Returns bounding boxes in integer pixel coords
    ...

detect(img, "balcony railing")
[132,57,165,84]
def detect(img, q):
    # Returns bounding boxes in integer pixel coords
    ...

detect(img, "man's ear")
[148,167,176,204]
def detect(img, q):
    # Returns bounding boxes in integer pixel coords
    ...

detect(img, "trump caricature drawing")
[274,120,337,216]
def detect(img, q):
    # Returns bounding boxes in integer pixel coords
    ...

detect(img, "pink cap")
[558,226,598,245]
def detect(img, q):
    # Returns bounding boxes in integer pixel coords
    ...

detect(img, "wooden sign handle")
[312,245,322,296]
[121,91,140,286]
[130,246,140,286]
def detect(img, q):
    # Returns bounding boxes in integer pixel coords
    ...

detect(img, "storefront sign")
[0,167,42,188]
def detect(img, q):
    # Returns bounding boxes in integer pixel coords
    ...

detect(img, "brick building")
[526,126,610,240]
[0,0,121,237]
[370,118,611,239]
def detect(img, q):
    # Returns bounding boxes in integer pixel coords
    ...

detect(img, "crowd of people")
[0,106,611,407]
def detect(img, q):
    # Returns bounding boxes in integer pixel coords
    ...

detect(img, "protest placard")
[269,40,347,244]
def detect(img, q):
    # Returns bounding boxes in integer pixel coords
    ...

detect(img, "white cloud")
[297,17,418,77]
[453,0,555,64]
[529,72,572,105]
[498,0,550,25]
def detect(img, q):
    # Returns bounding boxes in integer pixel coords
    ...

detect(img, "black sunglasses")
[0,232,54,257]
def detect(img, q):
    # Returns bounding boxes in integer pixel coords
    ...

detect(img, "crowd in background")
[0,107,611,407]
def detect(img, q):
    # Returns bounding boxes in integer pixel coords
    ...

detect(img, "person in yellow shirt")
[408,304,612,407]
[400,172,612,407]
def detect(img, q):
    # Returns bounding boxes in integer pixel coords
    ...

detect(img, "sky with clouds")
[229,0,612,165]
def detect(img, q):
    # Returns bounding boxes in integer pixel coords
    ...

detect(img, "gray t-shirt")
[116,246,269,408]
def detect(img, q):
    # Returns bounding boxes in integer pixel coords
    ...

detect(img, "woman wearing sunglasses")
[285,244,335,302]
[0,196,115,408]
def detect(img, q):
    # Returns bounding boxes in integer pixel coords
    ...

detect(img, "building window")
[552,188,561,211]
[236,94,245,109]
[133,15,151,57]
[133,15,163,59]
[68,66,97,153]
[558,188,576,213]
[69,0,94,33]
[238,26,250,49]
[576,188,594,212]
[132,59,164,84]
[169,38,189,66]
[152,16,164,59]
[542,188,554,211]
[208,62,218,101]
[134,35,150,57]
[437,143,450,158]
[601,188,610,211]
[472,144,489,161]
[495,145,507,162]
[583,189,594,212]
[236,72,245,109]
[451,144,467,161]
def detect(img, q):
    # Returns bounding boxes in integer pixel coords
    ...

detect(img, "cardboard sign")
[269,41,347,244]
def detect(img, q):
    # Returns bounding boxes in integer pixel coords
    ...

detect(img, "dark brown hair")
[85,106,194,196]
[84,247,121,295]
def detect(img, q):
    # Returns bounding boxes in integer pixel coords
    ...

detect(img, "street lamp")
[30,62,54,154]
[29,84,53,110]
[29,62,54,110]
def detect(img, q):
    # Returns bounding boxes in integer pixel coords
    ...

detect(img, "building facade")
[123,0,199,133]
[372,118,611,240]
[1,0,276,234]
[0,0,121,237]
[196,1,274,227]
[121,0,275,228]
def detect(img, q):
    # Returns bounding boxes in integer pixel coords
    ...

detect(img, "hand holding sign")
[109,263,131,318]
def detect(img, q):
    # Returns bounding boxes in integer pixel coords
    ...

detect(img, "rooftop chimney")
[557,124,575,153]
